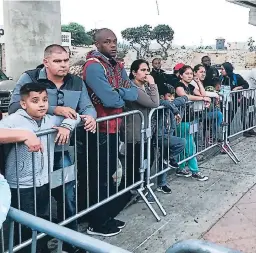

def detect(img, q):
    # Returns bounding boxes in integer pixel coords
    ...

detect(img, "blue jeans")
[158,134,186,187]
[207,109,223,136]
[52,151,77,231]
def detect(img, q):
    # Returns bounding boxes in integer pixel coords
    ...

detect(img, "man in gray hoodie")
[0,83,80,253]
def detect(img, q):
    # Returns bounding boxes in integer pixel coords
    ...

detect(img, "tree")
[61,22,93,46]
[205,45,213,50]
[181,45,186,49]
[248,37,256,52]
[151,24,174,60]
[121,25,152,59]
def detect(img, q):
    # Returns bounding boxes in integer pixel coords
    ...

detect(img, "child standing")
[0,83,80,253]
[156,84,187,193]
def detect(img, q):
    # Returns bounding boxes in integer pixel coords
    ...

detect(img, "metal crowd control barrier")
[1,207,131,253]
[0,110,161,251]
[166,239,242,253]
[223,88,256,163]
[146,98,223,216]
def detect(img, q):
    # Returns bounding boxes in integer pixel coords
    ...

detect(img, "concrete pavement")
[95,136,256,253]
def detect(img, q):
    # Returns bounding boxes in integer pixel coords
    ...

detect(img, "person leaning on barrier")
[0,83,81,253]
[156,84,186,194]
[220,62,256,137]
[82,28,138,237]
[121,59,160,202]
[8,44,96,253]
[175,65,209,181]
[192,64,223,143]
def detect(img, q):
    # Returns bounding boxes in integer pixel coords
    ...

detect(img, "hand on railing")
[24,132,44,153]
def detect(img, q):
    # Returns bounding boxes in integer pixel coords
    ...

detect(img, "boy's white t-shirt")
[0,174,11,229]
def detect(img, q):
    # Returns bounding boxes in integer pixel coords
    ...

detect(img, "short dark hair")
[20,83,47,98]
[152,58,160,64]
[129,59,150,79]
[44,44,67,58]
[94,28,114,42]
[179,65,193,76]
[212,77,221,87]
[201,55,210,62]
[159,84,175,96]
[194,64,205,73]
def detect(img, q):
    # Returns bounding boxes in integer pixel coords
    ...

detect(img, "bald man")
[83,28,138,237]
[8,44,95,253]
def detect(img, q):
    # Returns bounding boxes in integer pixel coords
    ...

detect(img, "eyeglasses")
[57,90,64,106]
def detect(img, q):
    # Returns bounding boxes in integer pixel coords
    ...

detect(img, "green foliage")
[61,22,93,46]
[151,24,174,59]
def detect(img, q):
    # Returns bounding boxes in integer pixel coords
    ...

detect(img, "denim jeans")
[11,184,49,252]
[158,134,186,186]
[52,151,77,231]
[207,108,223,136]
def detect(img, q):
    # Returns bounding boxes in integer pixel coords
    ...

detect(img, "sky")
[1,0,256,46]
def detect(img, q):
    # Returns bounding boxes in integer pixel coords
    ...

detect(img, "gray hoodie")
[0,109,80,188]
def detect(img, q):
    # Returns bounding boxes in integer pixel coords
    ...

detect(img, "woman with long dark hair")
[175,65,210,181]
[121,59,160,200]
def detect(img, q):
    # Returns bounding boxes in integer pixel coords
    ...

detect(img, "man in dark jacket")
[151,58,169,94]
[166,63,184,88]
[202,56,219,87]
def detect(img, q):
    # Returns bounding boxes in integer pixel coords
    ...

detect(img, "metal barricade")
[1,207,131,253]
[146,99,223,215]
[166,239,241,253]
[0,110,160,251]
[223,88,256,163]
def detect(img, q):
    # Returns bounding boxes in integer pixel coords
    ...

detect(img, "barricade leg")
[221,95,240,164]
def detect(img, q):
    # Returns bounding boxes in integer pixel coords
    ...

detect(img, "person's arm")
[8,73,33,114]
[119,69,138,101]
[136,83,159,108]
[160,99,180,115]
[53,113,81,131]
[235,74,249,90]
[77,80,97,118]
[85,63,126,108]
[176,87,211,102]
[196,81,207,96]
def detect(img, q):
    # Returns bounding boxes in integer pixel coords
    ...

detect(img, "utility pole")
[156,0,160,15]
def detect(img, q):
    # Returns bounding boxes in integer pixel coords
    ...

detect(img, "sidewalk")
[203,184,256,253]
[97,136,256,253]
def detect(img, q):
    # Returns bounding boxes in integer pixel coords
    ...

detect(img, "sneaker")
[169,158,179,169]
[62,244,86,253]
[192,172,208,181]
[108,219,126,229]
[87,225,121,237]
[176,169,192,178]
[157,185,172,194]
[138,191,155,203]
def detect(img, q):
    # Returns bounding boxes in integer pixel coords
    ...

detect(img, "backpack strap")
[83,58,107,80]
[233,73,237,86]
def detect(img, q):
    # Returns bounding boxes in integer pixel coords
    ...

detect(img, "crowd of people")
[0,28,255,253]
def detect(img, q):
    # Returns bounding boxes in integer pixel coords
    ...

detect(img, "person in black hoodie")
[202,56,219,87]
[220,62,256,137]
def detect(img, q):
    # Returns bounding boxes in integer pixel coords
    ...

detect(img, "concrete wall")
[3,1,61,81]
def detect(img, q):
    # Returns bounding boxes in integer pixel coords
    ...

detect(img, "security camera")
[0,29,4,36]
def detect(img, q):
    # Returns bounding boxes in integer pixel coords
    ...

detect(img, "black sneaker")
[192,172,208,181]
[87,225,121,237]
[176,169,192,178]
[108,219,126,229]
[169,158,179,169]
[157,185,172,194]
